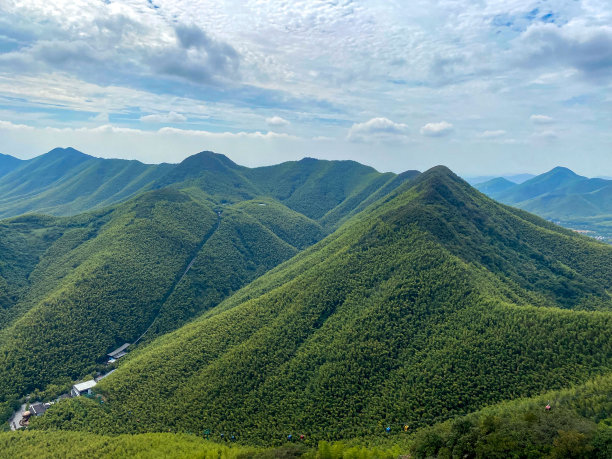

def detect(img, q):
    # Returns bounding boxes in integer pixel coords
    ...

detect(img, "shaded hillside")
[0,187,335,406]
[0,189,217,403]
[38,166,612,444]
[143,203,315,339]
[0,153,22,178]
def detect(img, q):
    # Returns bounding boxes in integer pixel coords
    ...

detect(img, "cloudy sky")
[0,0,611,175]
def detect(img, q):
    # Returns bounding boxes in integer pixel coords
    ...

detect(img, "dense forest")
[27,166,612,450]
[15,362,612,457]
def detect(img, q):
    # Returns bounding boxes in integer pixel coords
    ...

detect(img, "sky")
[0,0,611,176]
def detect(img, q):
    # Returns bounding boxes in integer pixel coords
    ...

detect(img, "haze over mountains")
[476,167,612,241]
[0,148,610,457]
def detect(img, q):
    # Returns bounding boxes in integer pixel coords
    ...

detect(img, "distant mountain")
[34,165,612,444]
[0,148,173,218]
[155,152,420,229]
[465,173,534,185]
[477,167,612,226]
[0,153,23,178]
[473,177,516,195]
[0,148,418,231]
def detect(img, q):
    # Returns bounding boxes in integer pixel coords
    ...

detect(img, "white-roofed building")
[71,379,97,397]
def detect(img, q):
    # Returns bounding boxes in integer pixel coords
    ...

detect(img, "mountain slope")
[155,153,418,229]
[410,372,612,458]
[493,167,584,203]
[0,189,325,404]
[37,166,612,444]
[481,166,612,219]
[0,148,173,218]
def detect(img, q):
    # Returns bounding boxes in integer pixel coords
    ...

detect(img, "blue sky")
[0,0,611,175]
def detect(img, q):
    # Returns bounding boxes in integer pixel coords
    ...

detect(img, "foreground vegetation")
[10,373,612,457]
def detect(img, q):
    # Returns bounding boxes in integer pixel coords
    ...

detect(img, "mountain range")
[0,149,610,457]
[475,167,612,240]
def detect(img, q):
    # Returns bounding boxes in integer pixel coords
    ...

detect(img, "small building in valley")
[29,402,49,416]
[107,343,130,363]
[71,380,97,397]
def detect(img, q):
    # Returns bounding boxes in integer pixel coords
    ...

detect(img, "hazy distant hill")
[34,166,612,445]
[0,153,22,178]
[472,176,515,195]
[476,167,612,241]
[465,173,534,185]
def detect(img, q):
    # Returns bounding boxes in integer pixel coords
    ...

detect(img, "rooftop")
[29,403,47,416]
[108,343,130,358]
[73,380,97,392]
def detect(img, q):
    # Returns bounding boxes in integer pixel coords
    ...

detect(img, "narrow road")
[133,213,222,344]
[8,404,26,430]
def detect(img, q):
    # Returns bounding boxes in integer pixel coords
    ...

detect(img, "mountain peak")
[180,150,238,171]
[412,165,462,188]
[545,166,580,178]
[44,147,89,158]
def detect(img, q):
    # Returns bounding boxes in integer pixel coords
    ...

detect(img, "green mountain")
[0,189,333,406]
[0,148,173,218]
[0,148,422,412]
[31,166,612,446]
[477,166,612,220]
[3,373,610,458]
[475,167,612,241]
[155,151,419,230]
[410,372,612,458]
[0,149,417,234]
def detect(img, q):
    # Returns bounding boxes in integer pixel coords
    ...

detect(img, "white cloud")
[420,121,453,137]
[266,116,290,127]
[140,111,187,123]
[530,114,554,124]
[478,130,506,138]
[531,129,559,141]
[347,117,409,143]
[516,21,612,80]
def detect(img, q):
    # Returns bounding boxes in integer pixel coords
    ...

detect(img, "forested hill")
[38,165,612,444]
[0,148,418,228]
[0,188,327,407]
